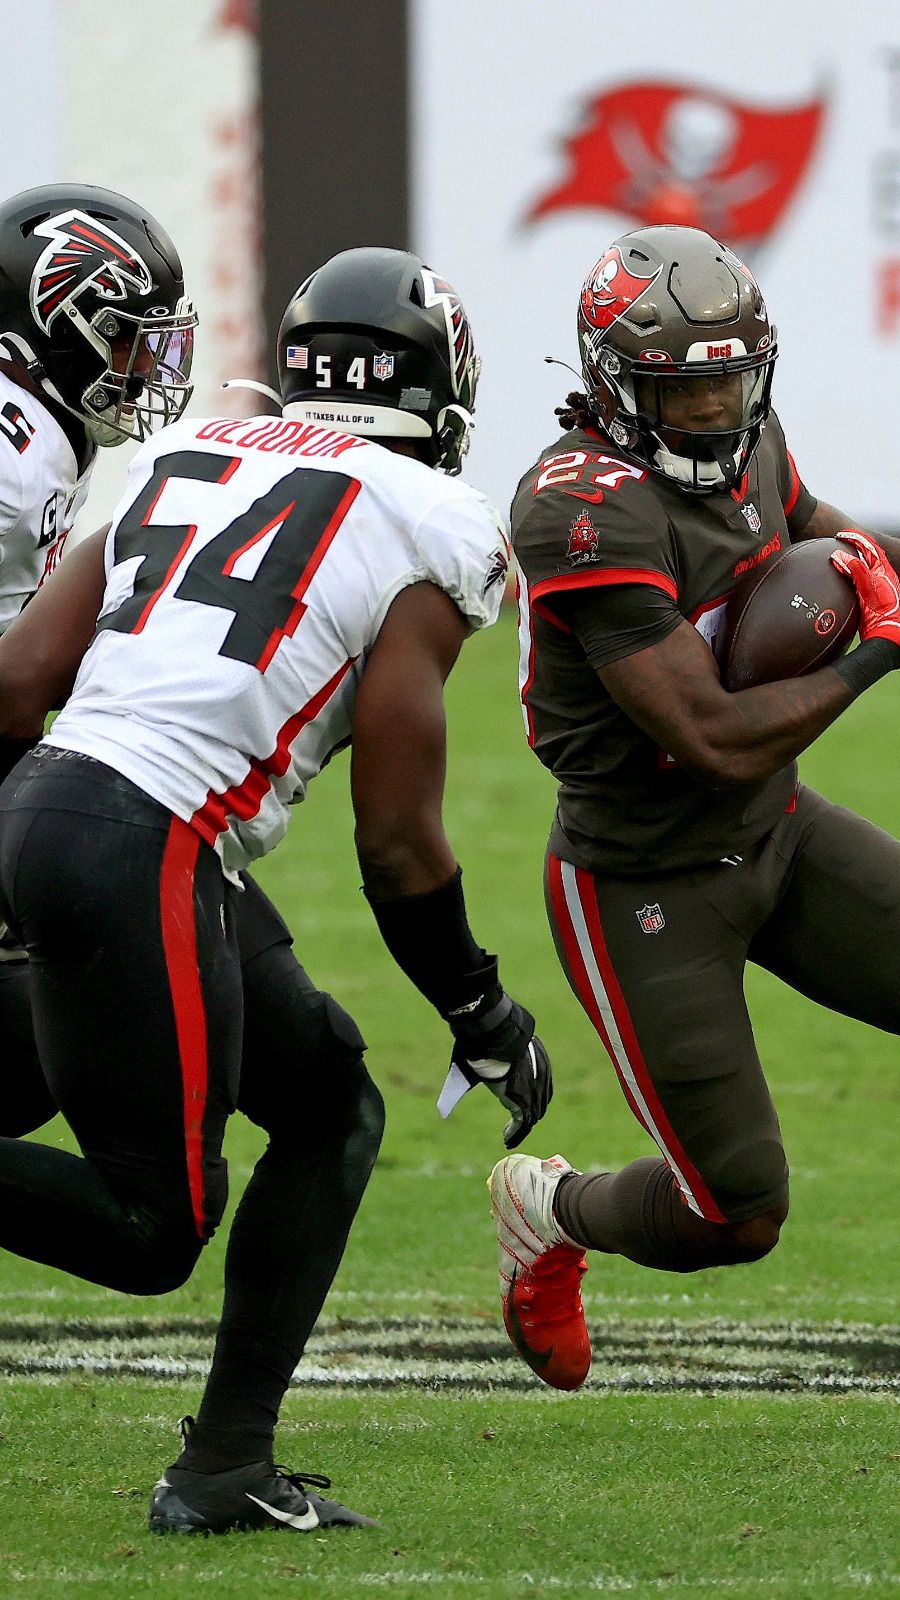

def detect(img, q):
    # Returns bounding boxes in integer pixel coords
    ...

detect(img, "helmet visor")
[633,358,772,449]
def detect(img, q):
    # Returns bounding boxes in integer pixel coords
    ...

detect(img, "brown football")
[715,539,860,691]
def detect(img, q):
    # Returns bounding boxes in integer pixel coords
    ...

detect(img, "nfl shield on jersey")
[47,412,509,874]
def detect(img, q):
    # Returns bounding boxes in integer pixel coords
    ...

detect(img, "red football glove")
[831,532,900,645]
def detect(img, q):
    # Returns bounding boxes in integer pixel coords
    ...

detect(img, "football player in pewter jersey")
[0,246,552,1532]
[488,225,900,1392]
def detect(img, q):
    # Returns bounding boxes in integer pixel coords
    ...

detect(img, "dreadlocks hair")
[555,390,597,432]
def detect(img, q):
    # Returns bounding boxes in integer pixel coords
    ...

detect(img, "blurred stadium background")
[7,0,900,534]
[2,5,900,1591]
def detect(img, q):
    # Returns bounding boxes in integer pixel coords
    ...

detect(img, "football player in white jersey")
[0,246,552,1536]
[0,181,196,1112]
[0,190,383,1532]
[0,188,387,1456]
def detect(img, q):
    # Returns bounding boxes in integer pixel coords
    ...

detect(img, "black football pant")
[0,749,384,1458]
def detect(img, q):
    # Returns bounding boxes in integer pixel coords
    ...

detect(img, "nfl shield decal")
[636,902,665,934]
[372,351,395,381]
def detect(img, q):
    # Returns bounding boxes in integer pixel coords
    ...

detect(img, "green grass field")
[1,609,898,1598]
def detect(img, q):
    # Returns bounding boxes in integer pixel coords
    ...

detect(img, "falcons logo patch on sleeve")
[482,548,510,595]
[29,210,154,331]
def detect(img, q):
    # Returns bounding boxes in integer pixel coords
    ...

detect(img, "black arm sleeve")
[364,868,499,1017]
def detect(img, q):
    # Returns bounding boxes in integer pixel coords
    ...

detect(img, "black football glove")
[438,968,552,1148]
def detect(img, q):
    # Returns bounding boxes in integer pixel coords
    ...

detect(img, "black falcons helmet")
[0,183,196,447]
[577,225,777,493]
[276,247,480,474]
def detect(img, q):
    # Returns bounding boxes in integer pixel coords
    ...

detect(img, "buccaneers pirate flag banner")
[525,82,826,252]
[410,0,900,527]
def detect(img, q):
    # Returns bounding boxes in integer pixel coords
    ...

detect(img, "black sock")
[177,1063,384,1474]
[554,1157,736,1273]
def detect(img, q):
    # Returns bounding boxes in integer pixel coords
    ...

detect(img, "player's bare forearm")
[599,620,855,789]
[351,580,467,898]
[0,528,107,735]
[792,499,900,578]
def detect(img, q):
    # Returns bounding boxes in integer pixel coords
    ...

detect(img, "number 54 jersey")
[47,412,509,873]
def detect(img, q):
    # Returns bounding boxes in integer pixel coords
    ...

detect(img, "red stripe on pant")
[547,852,726,1223]
[159,816,210,1239]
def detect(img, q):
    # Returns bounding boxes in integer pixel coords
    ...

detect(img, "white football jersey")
[47,412,510,874]
[0,369,92,632]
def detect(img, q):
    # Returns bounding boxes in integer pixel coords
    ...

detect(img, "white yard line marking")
[0,1316,897,1395]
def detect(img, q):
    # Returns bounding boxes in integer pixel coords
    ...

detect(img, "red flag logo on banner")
[526,83,827,248]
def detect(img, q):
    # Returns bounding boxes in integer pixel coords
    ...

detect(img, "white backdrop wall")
[3,2,900,532]
[0,0,262,533]
[410,0,900,526]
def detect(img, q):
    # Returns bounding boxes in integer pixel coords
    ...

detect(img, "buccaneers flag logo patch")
[526,82,826,250]
[567,509,599,565]
[29,210,154,332]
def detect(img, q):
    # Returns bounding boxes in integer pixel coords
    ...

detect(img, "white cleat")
[487,1153,591,1391]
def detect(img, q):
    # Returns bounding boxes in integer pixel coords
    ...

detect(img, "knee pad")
[730,1207,786,1262]
[706,1136,789,1225]
[238,957,371,1133]
[114,1211,205,1296]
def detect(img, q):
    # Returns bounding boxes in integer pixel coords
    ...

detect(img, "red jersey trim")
[783,452,801,517]
[132,456,241,636]
[546,854,727,1224]
[531,568,679,605]
[190,657,356,845]
[159,818,209,1241]
[688,593,729,627]
[256,478,361,672]
[531,596,574,634]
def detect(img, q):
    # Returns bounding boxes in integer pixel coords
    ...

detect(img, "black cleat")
[149,1458,379,1535]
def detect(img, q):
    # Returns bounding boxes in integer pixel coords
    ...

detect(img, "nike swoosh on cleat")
[244,1492,320,1530]
[505,1264,554,1371]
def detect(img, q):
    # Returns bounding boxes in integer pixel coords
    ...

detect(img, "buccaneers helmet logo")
[580,246,661,332]
[29,210,154,332]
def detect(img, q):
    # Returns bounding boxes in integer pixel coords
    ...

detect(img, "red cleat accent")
[488,1154,592,1390]
[502,1247,591,1391]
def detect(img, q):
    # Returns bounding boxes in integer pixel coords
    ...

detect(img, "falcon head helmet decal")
[29,210,154,333]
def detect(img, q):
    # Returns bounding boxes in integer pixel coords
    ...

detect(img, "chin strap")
[651,425,753,492]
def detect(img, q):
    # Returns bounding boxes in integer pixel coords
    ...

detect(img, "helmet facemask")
[432,360,481,474]
[584,335,777,492]
[66,297,196,447]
